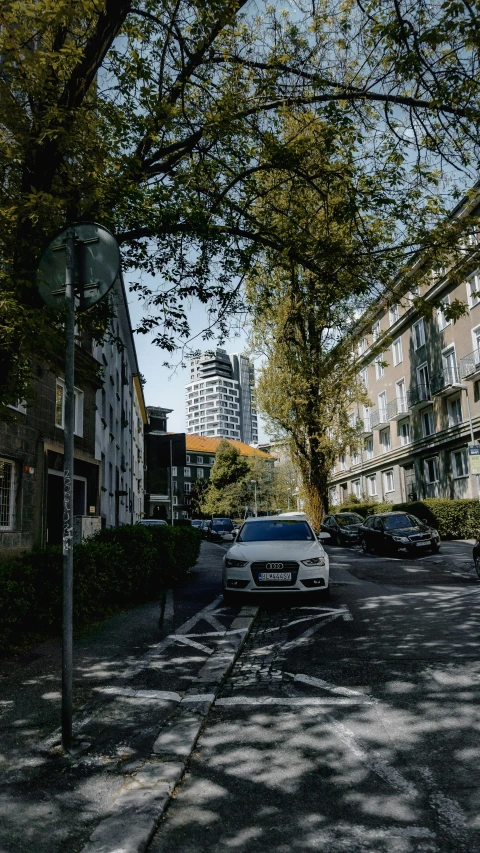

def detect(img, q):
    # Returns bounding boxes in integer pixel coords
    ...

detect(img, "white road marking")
[176,628,248,638]
[182,693,215,703]
[290,672,375,701]
[281,605,353,650]
[94,687,180,701]
[173,635,214,654]
[215,696,374,706]
[202,613,228,632]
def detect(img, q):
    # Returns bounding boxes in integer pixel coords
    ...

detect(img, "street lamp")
[250,480,258,517]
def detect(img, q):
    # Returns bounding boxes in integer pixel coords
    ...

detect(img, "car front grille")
[409,533,430,542]
[250,561,299,586]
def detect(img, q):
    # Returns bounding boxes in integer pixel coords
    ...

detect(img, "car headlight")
[431,529,439,537]
[225,558,248,568]
[301,557,326,566]
[392,536,410,544]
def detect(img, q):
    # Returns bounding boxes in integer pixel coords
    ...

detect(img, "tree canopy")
[3,0,480,415]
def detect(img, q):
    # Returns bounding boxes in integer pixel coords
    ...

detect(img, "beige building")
[329,201,480,507]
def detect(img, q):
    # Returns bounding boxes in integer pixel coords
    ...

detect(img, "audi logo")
[266,562,284,570]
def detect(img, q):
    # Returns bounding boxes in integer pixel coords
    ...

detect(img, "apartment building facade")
[186,349,258,444]
[329,223,480,506]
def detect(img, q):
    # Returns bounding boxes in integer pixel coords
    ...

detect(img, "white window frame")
[186,454,190,464]
[358,337,366,355]
[339,454,347,472]
[352,479,361,498]
[372,320,380,341]
[467,271,480,309]
[447,395,463,428]
[375,356,385,380]
[367,475,377,497]
[416,363,430,398]
[383,469,395,494]
[472,325,480,360]
[399,418,411,446]
[389,305,399,326]
[424,456,439,484]
[437,295,451,331]
[365,436,374,459]
[184,481,191,493]
[55,379,84,437]
[0,458,15,531]
[392,336,403,366]
[412,318,426,350]
[359,367,368,388]
[396,378,407,414]
[197,456,203,464]
[451,448,468,479]
[172,466,177,476]
[8,401,27,414]
[184,467,191,477]
[422,408,435,438]
[197,468,204,479]
[378,391,387,420]
[380,427,391,454]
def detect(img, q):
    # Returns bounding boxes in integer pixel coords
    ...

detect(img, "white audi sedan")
[222,515,329,602]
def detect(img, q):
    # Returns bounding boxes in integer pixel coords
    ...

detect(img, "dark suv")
[320,512,364,546]
[360,512,440,556]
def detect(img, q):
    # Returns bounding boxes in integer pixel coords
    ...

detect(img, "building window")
[452,448,468,479]
[184,482,191,493]
[197,456,203,464]
[186,454,190,463]
[422,408,435,437]
[409,285,420,303]
[368,475,377,496]
[172,466,177,476]
[389,305,399,325]
[392,337,403,366]
[352,479,361,498]
[378,391,387,420]
[437,295,451,331]
[173,496,178,505]
[447,396,463,427]
[351,447,360,466]
[174,511,179,520]
[365,436,374,459]
[399,419,411,446]
[359,367,368,388]
[375,356,385,380]
[412,319,426,350]
[339,455,346,472]
[372,320,380,341]
[396,379,407,413]
[8,400,26,414]
[55,380,84,436]
[330,487,338,505]
[197,469,204,479]
[383,469,395,493]
[380,427,391,453]
[0,459,15,530]
[424,456,439,484]
[467,272,480,309]
[416,363,430,399]
[184,467,190,477]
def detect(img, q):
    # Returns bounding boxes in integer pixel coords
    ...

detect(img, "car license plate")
[417,541,429,547]
[258,572,291,581]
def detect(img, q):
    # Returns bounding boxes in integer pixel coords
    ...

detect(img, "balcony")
[371,407,388,430]
[460,349,480,380]
[407,383,431,408]
[430,365,460,396]
[386,398,409,421]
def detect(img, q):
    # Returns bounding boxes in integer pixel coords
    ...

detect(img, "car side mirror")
[318,532,330,540]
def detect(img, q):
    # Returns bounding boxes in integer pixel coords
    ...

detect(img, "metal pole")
[62,228,76,752]
[254,482,257,517]
[170,439,174,525]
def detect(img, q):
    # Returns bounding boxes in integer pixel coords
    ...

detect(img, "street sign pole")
[37,222,120,753]
[62,229,76,751]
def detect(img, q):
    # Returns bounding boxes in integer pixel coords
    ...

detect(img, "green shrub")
[0,523,202,655]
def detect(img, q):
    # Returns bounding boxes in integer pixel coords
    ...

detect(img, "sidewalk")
[0,541,257,853]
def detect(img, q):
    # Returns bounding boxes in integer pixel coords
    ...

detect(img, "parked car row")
[320,511,440,556]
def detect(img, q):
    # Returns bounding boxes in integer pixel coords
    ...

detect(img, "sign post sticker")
[468,445,480,475]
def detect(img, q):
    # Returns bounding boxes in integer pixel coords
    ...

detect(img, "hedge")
[0,523,201,654]
[331,498,480,539]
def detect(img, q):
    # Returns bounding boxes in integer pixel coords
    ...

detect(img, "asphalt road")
[149,539,480,853]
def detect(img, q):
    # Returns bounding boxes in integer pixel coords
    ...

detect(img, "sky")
[124,273,270,443]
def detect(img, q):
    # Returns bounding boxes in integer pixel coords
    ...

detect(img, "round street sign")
[36,222,120,311]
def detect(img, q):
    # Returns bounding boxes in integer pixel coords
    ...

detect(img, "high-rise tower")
[185,349,258,444]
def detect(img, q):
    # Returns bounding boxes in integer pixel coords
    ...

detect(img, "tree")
[200,440,249,517]
[3,0,480,416]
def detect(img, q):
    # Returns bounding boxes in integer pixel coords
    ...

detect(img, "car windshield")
[238,520,314,542]
[335,514,363,527]
[212,521,232,530]
[383,514,420,530]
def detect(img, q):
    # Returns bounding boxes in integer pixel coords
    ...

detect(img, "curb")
[80,604,258,853]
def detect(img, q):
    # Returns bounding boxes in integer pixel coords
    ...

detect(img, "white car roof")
[242,514,309,524]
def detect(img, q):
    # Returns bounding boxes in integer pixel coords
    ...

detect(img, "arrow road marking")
[280,605,353,650]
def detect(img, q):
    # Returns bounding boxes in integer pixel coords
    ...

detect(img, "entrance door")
[403,465,417,502]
